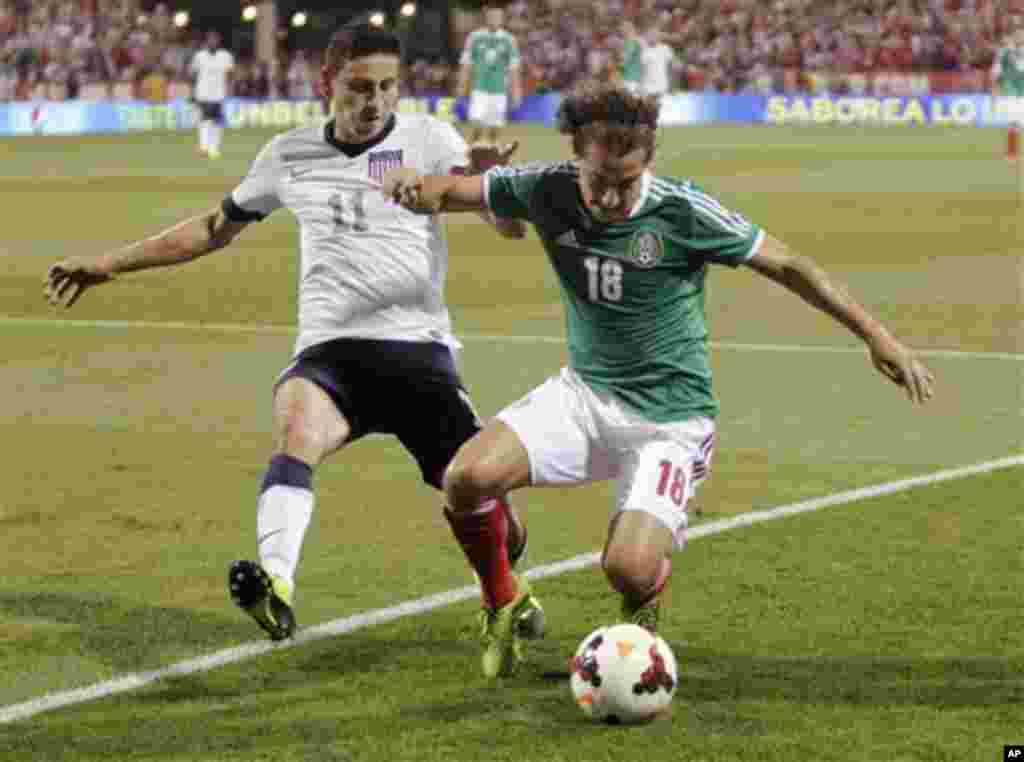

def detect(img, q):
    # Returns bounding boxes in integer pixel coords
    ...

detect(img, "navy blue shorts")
[195,100,225,124]
[276,338,481,489]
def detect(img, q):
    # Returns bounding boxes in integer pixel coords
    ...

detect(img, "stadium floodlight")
[369,11,386,26]
[292,11,308,28]
[172,10,189,27]
[400,2,416,17]
[242,4,259,22]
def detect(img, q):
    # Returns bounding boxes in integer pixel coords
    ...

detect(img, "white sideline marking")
[1,315,1021,361]
[1,454,1021,724]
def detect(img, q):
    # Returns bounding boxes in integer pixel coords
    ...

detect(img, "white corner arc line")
[0,315,1021,361]
[1,454,1021,725]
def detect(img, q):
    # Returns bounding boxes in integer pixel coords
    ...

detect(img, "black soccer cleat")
[228,560,296,641]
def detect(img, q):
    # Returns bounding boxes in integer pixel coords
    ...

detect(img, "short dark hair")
[557,84,661,161]
[324,22,403,73]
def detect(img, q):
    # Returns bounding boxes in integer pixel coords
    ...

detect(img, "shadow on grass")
[677,646,1024,708]
[0,590,250,676]
[2,635,1020,761]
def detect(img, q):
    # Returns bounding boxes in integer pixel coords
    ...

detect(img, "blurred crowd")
[1,0,1022,102]
[502,0,1023,94]
[0,0,313,101]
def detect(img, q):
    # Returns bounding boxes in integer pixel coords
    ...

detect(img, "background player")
[640,26,676,99]
[44,22,541,679]
[619,20,645,95]
[991,28,1024,161]
[190,30,234,159]
[456,4,522,145]
[382,84,935,669]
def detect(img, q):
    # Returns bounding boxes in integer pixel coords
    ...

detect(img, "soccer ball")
[569,623,678,724]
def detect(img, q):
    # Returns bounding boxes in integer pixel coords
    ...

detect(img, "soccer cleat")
[228,560,296,641]
[621,595,661,634]
[516,586,546,640]
[479,575,542,678]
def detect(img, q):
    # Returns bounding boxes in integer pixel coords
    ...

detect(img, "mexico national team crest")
[630,230,664,269]
[368,149,403,182]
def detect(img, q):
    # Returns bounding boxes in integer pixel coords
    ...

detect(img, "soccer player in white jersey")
[190,31,234,159]
[44,23,543,679]
[383,84,935,664]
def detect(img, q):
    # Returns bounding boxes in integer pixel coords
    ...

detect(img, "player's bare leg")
[229,377,350,640]
[444,420,545,676]
[602,511,675,633]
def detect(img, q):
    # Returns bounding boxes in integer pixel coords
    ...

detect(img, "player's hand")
[381,168,437,214]
[44,256,114,309]
[866,334,935,405]
[468,141,519,174]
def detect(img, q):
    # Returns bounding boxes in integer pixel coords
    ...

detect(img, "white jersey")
[190,48,234,102]
[228,114,470,356]
[641,43,675,96]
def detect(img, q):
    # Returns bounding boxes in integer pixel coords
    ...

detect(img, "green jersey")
[485,162,764,423]
[622,38,644,84]
[460,28,520,95]
[994,47,1024,95]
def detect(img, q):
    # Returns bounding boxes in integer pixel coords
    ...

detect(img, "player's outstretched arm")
[44,207,249,309]
[745,234,935,405]
[468,141,527,239]
[382,169,488,215]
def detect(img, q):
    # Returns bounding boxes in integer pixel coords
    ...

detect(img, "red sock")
[1009,125,1019,160]
[445,498,517,610]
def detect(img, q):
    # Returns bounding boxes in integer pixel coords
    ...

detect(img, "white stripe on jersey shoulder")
[649,176,754,236]
[490,160,577,178]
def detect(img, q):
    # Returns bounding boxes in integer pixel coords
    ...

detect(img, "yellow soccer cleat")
[479,575,544,678]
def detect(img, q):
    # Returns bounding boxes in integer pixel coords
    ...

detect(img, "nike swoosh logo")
[257,528,285,545]
[289,167,314,180]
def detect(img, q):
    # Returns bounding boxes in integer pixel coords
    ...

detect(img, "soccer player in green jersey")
[992,29,1024,160]
[619,20,645,94]
[382,84,934,670]
[456,4,522,145]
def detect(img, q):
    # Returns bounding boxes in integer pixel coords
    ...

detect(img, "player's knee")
[275,414,329,464]
[602,545,661,601]
[443,457,499,511]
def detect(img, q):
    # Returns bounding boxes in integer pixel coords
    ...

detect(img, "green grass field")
[0,122,1021,762]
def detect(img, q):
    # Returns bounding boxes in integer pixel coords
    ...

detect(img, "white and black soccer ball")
[569,623,678,725]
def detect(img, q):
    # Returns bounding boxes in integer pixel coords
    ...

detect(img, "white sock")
[209,124,223,154]
[257,485,314,589]
[198,121,211,151]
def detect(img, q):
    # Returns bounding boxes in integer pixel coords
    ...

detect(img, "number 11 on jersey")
[330,190,369,233]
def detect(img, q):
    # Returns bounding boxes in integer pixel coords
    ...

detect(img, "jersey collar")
[323,113,397,158]
[628,171,652,218]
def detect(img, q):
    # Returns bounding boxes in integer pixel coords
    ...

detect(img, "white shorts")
[497,368,716,549]
[467,91,509,128]
[1006,96,1024,127]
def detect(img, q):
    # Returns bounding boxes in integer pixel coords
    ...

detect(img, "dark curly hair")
[324,21,403,75]
[556,84,661,161]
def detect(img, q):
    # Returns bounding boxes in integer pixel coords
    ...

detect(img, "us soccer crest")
[630,230,664,269]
